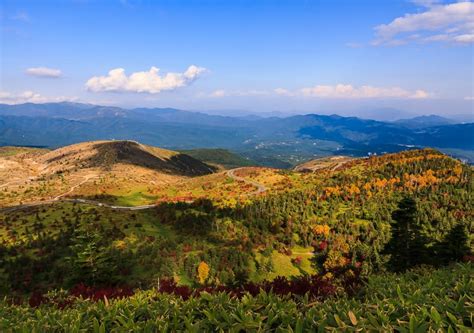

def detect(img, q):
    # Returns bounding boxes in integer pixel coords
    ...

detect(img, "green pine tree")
[384,196,429,272]
[66,229,116,285]
[435,224,470,264]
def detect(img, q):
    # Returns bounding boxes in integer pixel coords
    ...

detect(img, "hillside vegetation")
[293,155,353,172]
[1,148,471,291]
[179,148,257,170]
[0,147,472,331]
[1,264,471,331]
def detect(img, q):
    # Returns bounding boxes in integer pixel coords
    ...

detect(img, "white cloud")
[374,1,474,45]
[454,33,474,43]
[300,84,430,99]
[85,65,206,94]
[274,88,294,96]
[411,90,430,99]
[208,89,269,98]
[210,89,226,97]
[464,96,474,100]
[206,85,430,100]
[0,91,77,104]
[25,67,62,78]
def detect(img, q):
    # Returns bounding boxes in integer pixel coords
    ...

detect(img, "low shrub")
[0,264,471,332]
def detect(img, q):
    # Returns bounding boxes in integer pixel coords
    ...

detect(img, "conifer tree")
[435,224,470,264]
[384,196,429,272]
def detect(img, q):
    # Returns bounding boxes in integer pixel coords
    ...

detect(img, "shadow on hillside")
[87,141,217,176]
[65,195,220,237]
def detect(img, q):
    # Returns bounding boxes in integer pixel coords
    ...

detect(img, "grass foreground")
[1,263,472,332]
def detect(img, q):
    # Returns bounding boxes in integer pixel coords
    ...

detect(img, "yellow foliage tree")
[313,224,330,237]
[347,184,360,196]
[453,164,463,177]
[324,186,341,197]
[197,261,210,284]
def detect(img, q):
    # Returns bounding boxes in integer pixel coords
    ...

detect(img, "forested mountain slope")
[1,149,471,293]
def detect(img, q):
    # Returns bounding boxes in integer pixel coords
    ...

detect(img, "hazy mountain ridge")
[393,115,455,129]
[0,103,472,164]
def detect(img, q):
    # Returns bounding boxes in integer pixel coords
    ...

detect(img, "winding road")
[0,168,268,213]
[226,168,267,195]
[0,198,160,214]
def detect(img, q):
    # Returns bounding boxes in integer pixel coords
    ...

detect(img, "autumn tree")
[197,261,210,285]
[313,224,330,238]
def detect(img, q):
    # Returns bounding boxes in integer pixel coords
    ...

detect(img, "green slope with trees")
[179,148,257,169]
[0,148,472,331]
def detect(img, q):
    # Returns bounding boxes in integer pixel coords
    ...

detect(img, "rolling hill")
[0,140,216,207]
[38,140,216,176]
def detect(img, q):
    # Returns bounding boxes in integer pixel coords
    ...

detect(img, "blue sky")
[1,0,473,119]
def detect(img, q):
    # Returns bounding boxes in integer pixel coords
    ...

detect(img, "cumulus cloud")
[85,65,206,94]
[300,84,430,99]
[26,67,62,78]
[374,1,474,45]
[0,91,77,104]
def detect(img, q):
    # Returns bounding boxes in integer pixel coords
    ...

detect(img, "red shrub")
[318,241,328,251]
[69,283,134,301]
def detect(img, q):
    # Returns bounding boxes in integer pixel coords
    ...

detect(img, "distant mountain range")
[393,115,455,129]
[0,102,473,166]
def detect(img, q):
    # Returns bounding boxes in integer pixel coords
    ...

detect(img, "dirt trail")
[53,175,99,200]
[330,161,347,171]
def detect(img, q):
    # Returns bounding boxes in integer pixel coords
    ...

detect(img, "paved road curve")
[226,168,267,194]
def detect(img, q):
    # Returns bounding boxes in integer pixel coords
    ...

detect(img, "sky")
[0,0,473,119]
